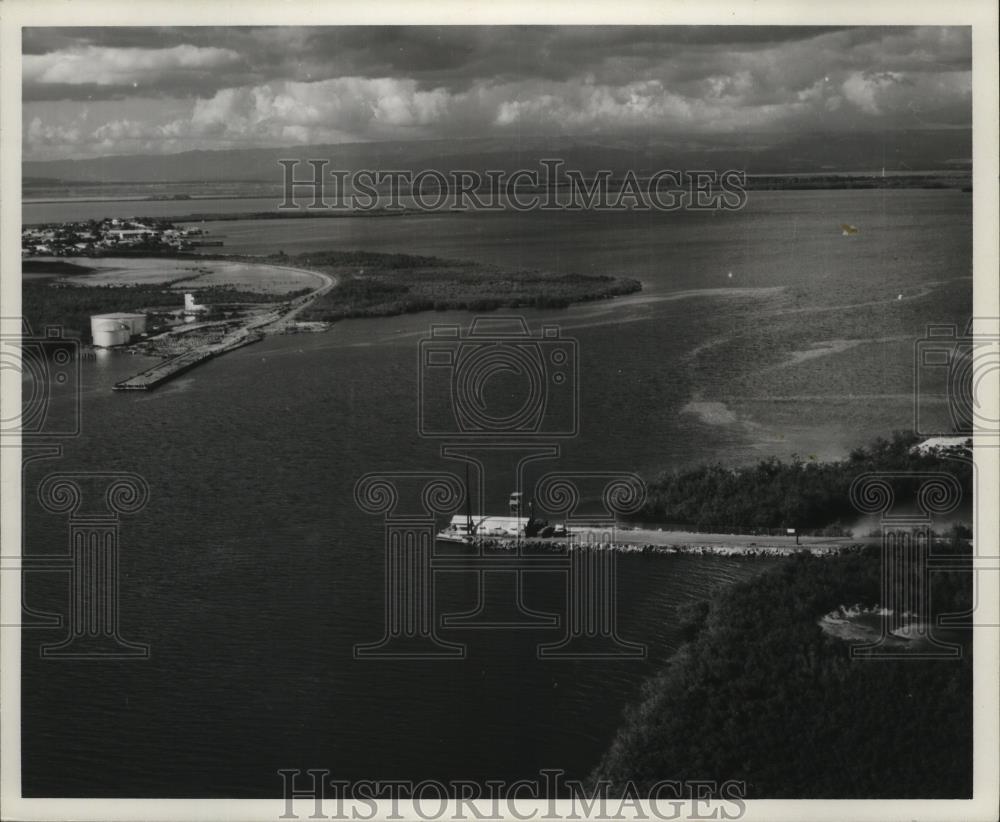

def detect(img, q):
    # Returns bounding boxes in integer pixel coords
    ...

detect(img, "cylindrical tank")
[91,327,131,348]
[90,313,146,347]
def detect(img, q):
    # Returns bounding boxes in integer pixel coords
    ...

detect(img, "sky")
[22,26,972,161]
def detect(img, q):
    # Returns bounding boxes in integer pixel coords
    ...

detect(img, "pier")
[112,263,336,391]
[442,525,877,557]
[446,536,859,557]
[112,331,262,391]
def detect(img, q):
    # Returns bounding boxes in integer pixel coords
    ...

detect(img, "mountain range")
[23,130,971,185]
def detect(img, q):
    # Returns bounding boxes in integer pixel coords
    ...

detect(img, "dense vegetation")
[276,249,642,320]
[593,546,973,798]
[637,431,972,533]
[22,249,640,337]
[23,282,178,339]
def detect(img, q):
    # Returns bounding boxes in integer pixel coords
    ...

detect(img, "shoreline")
[109,262,337,389]
[449,539,863,557]
[453,527,876,557]
[21,177,973,225]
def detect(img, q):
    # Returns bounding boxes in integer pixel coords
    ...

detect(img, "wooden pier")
[112,332,262,391]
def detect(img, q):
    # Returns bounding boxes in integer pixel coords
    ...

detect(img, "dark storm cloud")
[22,25,875,102]
[22,25,972,160]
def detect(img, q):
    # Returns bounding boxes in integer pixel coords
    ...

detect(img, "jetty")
[441,525,877,557]
[112,331,262,391]
[449,536,860,558]
[112,263,336,392]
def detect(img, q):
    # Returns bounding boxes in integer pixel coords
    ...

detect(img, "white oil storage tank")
[90,313,147,347]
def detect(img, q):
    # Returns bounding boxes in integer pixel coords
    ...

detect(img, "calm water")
[22,189,971,796]
[23,196,279,224]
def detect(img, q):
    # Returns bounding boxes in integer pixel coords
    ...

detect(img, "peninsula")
[22,223,642,390]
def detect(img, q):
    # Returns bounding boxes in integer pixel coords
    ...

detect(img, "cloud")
[841,69,970,123]
[842,71,904,115]
[20,25,973,160]
[23,44,243,99]
[25,116,82,148]
[186,78,455,143]
[23,25,937,103]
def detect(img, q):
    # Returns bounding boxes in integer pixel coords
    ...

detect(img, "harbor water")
[21,188,971,796]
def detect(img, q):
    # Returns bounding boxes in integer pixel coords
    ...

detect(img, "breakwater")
[113,332,262,390]
[452,537,860,557]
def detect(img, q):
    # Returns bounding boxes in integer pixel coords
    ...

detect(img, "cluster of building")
[21,218,205,256]
[90,293,208,348]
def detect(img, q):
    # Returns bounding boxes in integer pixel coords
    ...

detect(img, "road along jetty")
[457,539,861,557]
[447,527,873,557]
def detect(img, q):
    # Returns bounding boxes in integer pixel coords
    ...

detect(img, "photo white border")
[1,1,997,820]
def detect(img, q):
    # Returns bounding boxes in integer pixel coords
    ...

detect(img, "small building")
[445,515,525,538]
[106,228,155,240]
[184,293,207,313]
[90,313,147,348]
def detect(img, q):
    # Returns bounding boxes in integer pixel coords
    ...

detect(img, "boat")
[436,485,568,544]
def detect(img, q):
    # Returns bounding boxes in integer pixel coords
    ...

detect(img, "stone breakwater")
[460,538,862,558]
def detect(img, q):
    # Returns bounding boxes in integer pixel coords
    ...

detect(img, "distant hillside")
[24,130,971,185]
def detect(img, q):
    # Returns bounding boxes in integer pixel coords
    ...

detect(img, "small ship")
[437,491,568,544]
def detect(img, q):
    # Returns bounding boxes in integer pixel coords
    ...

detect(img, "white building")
[442,515,525,540]
[184,293,207,313]
[106,228,155,240]
[90,313,147,347]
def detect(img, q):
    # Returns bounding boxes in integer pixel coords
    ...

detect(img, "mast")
[465,463,473,535]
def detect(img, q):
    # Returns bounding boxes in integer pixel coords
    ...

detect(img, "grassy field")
[21,257,314,341]
[32,256,324,294]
